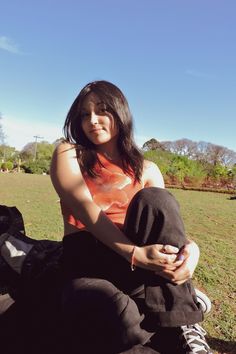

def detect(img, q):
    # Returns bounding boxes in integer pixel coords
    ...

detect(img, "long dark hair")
[63,80,144,182]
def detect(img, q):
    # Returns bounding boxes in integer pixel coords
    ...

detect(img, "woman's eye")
[98,106,108,114]
[81,112,89,119]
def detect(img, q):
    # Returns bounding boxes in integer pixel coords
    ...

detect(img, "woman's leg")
[61,277,154,354]
[123,187,203,328]
[62,235,161,353]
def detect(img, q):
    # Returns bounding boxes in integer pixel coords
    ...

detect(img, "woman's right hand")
[134,244,184,272]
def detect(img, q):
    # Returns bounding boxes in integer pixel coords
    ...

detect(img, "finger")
[159,270,187,284]
[171,266,191,284]
[156,263,179,271]
[175,244,191,261]
[159,244,179,254]
[159,252,182,264]
[180,245,190,258]
[155,266,190,284]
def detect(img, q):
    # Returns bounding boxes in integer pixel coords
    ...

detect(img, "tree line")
[143,138,236,191]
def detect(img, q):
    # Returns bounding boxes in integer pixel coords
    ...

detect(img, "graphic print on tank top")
[88,166,132,211]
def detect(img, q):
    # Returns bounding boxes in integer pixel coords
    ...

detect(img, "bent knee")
[134,187,176,205]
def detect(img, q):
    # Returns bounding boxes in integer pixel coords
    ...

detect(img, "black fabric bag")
[0,205,63,299]
[0,205,25,236]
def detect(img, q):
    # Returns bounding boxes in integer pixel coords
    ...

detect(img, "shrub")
[21,159,50,174]
[1,161,14,171]
[166,155,206,184]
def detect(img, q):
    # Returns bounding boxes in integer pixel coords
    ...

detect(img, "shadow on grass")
[208,337,236,353]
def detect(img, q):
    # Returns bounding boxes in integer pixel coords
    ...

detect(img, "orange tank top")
[60,153,143,230]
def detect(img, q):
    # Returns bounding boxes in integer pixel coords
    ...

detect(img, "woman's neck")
[96,140,120,162]
[97,150,121,163]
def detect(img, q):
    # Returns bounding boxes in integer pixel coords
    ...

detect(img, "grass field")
[0,173,235,354]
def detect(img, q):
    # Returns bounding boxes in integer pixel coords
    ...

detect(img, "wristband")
[130,245,136,271]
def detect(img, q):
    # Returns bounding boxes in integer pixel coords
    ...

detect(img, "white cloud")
[185,69,216,79]
[0,36,21,54]
[2,116,63,150]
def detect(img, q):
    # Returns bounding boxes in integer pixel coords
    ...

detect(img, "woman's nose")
[90,112,99,124]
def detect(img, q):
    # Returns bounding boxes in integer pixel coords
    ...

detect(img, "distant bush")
[144,149,173,175]
[167,155,207,185]
[21,159,50,174]
[143,149,234,190]
[1,161,14,171]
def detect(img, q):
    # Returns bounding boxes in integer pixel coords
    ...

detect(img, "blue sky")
[1,0,236,152]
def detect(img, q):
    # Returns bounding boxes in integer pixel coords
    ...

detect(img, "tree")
[162,139,198,159]
[20,141,54,162]
[36,141,54,161]
[0,114,6,145]
[159,139,236,168]
[20,142,35,161]
[0,145,17,161]
[142,138,165,151]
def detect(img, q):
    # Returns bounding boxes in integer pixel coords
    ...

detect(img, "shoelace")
[181,324,212,353]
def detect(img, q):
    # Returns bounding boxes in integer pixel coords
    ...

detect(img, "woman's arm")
[142,160,165,188]
[50,143,179,269]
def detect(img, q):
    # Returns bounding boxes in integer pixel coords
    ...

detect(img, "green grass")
[0,174,63,240]
[1,174,236,353]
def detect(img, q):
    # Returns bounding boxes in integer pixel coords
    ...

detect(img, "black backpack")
[0,205,63,298]
[0,205,25,236]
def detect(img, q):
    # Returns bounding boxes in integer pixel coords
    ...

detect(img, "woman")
[50,80,212,354]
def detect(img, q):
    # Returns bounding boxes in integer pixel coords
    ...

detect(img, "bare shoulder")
[50,141,82,185]
[53,140,77,156]
[142,159,165,188]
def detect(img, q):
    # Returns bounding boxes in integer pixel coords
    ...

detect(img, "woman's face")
[80,93,119,146]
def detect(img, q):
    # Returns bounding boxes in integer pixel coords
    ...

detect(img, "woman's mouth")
[90,128,104,133]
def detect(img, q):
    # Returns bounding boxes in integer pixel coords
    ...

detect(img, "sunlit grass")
[0,174,63,240]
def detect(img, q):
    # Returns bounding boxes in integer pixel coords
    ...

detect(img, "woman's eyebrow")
[81,101,105,111]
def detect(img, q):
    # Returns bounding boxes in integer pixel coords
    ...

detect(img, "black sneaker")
[179,324,213,354]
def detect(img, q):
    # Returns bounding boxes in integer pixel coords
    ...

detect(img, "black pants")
[61,187,203,353]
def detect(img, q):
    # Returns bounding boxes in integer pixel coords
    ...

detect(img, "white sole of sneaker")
[195,288,212,314]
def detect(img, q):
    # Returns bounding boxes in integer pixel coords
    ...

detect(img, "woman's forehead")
[82,93,102,108]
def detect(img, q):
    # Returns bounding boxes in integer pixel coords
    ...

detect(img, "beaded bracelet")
[130,245,136,271]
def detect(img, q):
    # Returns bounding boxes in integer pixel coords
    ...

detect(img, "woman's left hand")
[155,240,200,285]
